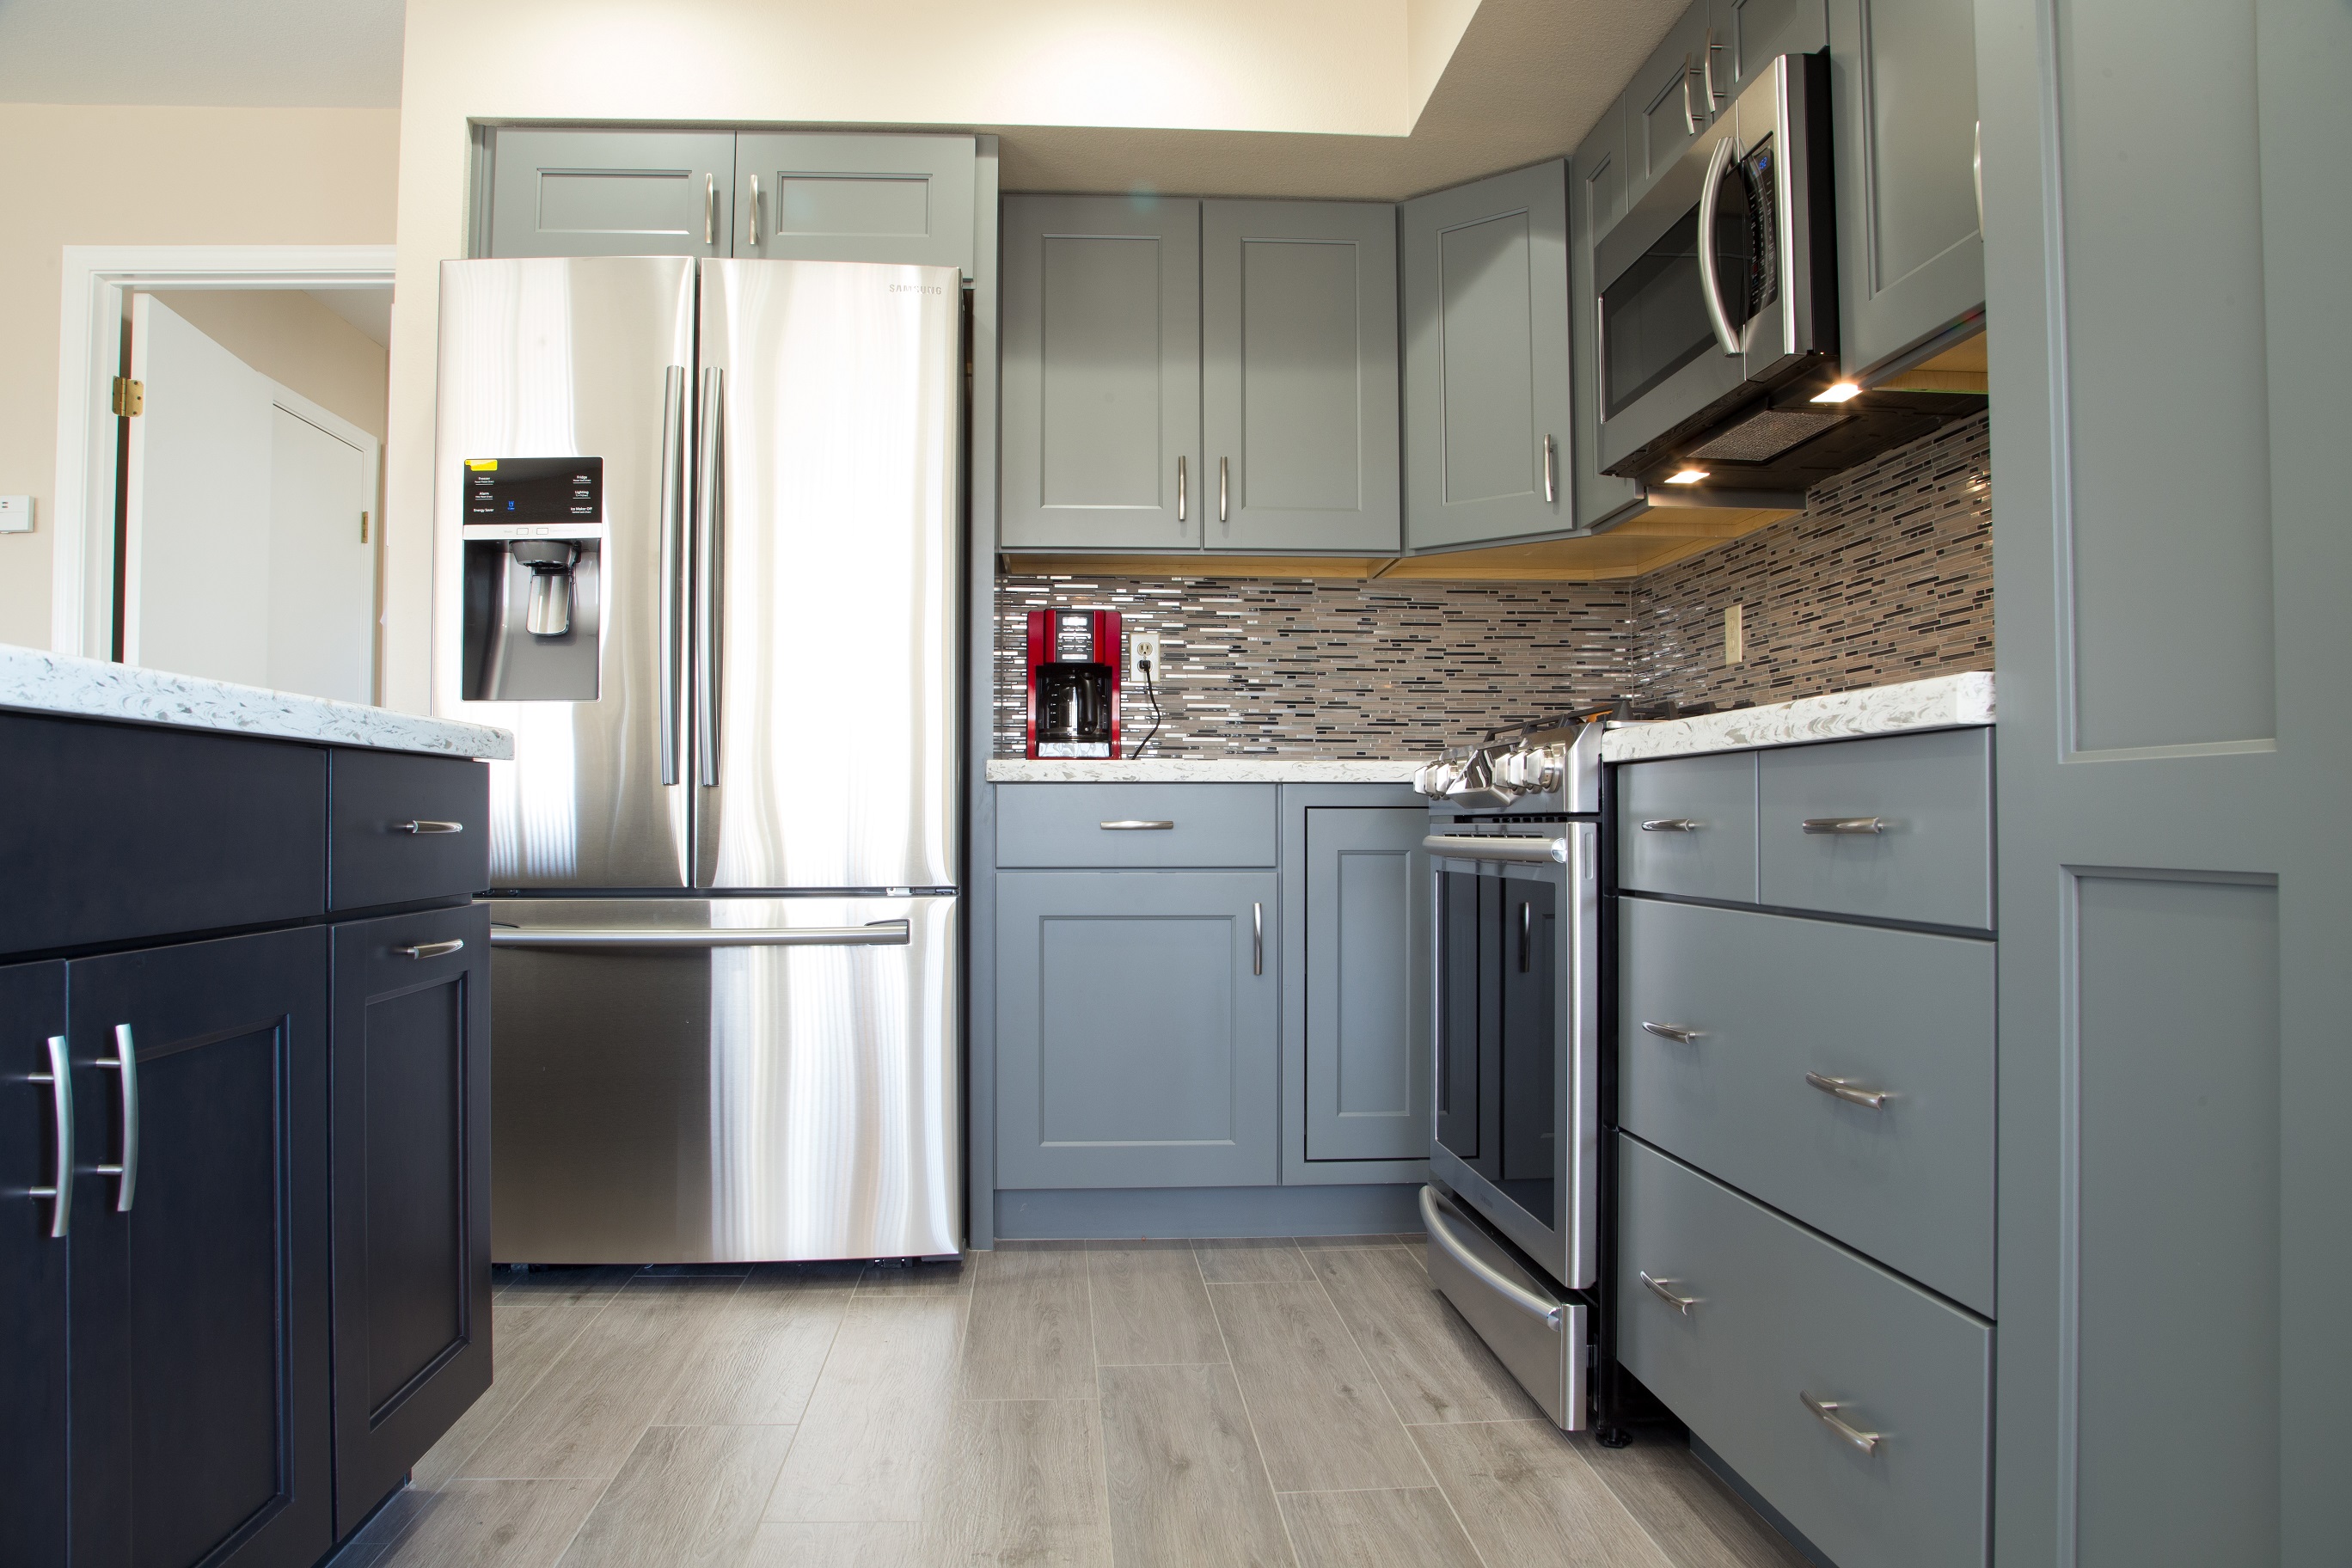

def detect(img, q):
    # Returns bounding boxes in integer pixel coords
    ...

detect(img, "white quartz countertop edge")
[987,758,1420,784]
[1599,671,1995,763]
[0,645,514,760]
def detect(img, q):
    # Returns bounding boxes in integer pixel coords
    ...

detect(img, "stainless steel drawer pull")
[1640,1021,1703,1044]
[1807,1072,1891,1109]
[1542,434,1558,504]
[1801,1392,1884,1455]
[1639,1271,1700,1314]
[398,939,468,961]
[28,1034,71,1239]
[94,1024,138,1212]
[397,819,465,835]
[1801,817,1887,835]
[492,922,912,949]
[1099,820,1176,830]
[1422,1187,1563,1328]
[1640,818,1702,833]
[1253,902,1264,976]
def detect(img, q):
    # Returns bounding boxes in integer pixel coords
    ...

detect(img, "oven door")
[1425,825,1597,1290]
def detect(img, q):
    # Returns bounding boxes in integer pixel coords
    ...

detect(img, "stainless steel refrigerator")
[432,255,962,1264]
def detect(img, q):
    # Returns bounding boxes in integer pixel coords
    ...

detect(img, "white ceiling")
[0,0,404,107]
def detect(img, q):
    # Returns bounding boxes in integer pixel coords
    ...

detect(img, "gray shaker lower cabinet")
[995,870,1278,1188]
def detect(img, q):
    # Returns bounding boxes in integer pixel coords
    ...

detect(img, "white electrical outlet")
[1129,631,1163,688]
[0,496,31,535]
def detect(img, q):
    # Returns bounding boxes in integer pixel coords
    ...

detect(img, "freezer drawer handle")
[1801,817,1888,835]
[93,1024,138,1212]
[1638,1271,1700,1314]
[1639,818,1701,833]
[1806,1072,1891,1110]
[1800,1392,1884,1455]
[398,940,468,961]
[397,819,464,836]
[28,1034,71,1238]
[1640,1021,1702,1044]
[1422,834,1570,866]
[490,921,913,950]
[1099,820,1175,830]
[1420,1187,1563,1329]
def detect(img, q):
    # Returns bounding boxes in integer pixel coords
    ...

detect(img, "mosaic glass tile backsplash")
[994,413,1994,758]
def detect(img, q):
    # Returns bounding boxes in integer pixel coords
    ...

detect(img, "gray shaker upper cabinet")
[1827,0,1984,376]
[732,133,977,273]
[1713,0,1829,101]
[487,129,736,258]
[1400,162,1574,552]
[1000,195,1203,552]
[1570,107,1645,531]
[1202,200,1400,554]
[1622,5,1719,215]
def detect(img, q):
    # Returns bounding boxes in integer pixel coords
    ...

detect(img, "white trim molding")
[51,244,397,660]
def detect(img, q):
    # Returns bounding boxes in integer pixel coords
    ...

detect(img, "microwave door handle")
[695,365,724,787]
[1696,133,1742,358]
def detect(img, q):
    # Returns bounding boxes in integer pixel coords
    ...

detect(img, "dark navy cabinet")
[2,960,70,1568]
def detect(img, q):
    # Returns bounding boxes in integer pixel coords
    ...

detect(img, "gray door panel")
[995,783,1277,868]
[995,871,1278,1189]
[732,133,976,271]
[1302,807,1430,1161]
[1755,729,1992,929]
[1000,195,1202,551]
[1202,200,1400,553]
[1624,6,1719,213]
[1400,162,1574,550]
[1721,0,1829,97]
[1571,106,1647,530]
[1616,751,1760,903]
[487,130,735,259]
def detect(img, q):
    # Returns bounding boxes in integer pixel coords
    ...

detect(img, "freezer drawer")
[487,897,959,1264]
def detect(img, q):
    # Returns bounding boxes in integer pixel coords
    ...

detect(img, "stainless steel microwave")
[1596,52,1841,488]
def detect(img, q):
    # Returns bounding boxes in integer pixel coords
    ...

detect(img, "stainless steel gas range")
[1413,717,1608,1430]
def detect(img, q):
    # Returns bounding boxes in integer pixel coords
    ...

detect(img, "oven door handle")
[1421,1187,1563,1329]
[1423,834,1568,866]
[1696,132,1742,358]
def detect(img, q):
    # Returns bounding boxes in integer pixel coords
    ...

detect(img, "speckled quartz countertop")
[1599,671,1994,763]
[986,757,1420,784]
[0,645,513,760]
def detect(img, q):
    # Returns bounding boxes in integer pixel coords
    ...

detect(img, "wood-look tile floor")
[340,1237,1809,1568]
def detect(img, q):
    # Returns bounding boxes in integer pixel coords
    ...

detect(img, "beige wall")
[147,291,389,441]
[0,104,398,652]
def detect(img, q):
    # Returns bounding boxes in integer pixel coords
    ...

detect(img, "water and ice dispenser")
[459,456,604,701]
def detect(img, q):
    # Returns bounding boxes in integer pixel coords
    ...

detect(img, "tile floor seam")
[1081,1247,1119,1567]
[1565,1437,1692,1568]
[1197,1239,1307,1568]
[425,1295,608,1483]
[1300,1240,1442,1491]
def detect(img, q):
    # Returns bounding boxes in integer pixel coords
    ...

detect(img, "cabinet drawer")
[1757,729,1993,929]
[1620,898,1994,1313]
[328,750,490,910]
[1616,752,1758,902]
[996,784,1277,867]
[0,713,324,957]
[1617,1137,1990,1568]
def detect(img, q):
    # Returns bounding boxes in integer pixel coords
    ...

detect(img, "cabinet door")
[1201,199,1400,553]
[68,927,331,1568]
[1570,111,1646,531]
[1400,162,1574,551]
[1828,0,1983,375]
[1715,0,1829,101]
[1623,4,1718,214]
[487,128,736,258]
[329,904,491,1536]
[1301,809,1430,1162]
[732,132,976,271]
[2,962,69,1568]
[996,871,1277,1188]
[1001,195,1202,551]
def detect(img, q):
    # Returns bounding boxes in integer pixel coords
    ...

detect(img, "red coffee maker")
[1026,609,1121,758]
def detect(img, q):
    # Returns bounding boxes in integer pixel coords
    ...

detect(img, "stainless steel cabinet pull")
[1640,818,1701,833]
[1807,1073,1890,1109]
[1252,902,1264,976]
[1423,1187,1562,1327]
[28,1035,71,1239]
[703,174,716,246]
[1701,28,1720,108]
[1542,434,1558,504]
[493,921,911,949]
[1801,1392,1883,1455]
[1218,456,1229,524]
[1973,120,1984,233]
[94,1024,138,1213]
[657,364,687,785]
[398,819,464,836]
[1681,55,1701,136]
[695,366,725,787]
[1641,1021,1702,1044]
[1518,901,1532,972]
[1696,134,1742,356]
[1801,817,1887,835]
[1177,456,1187,524]
[398,939,467,961]
[745,174,762,248]
[1099,819,1175,830]
[1639,1271,1700,1314]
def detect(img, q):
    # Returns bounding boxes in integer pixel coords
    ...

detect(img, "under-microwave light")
[1812,381,1863,404]
[1664,469,1710,485]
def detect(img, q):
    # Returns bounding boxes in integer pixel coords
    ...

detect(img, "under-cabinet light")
[1663,469,1710,485]
[1812,381,1863,404]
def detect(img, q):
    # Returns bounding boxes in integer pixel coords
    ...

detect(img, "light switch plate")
[0,496,31,534]
[1129,630,1162,688]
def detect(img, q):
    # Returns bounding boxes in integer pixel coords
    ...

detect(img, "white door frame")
[52,244,397,661]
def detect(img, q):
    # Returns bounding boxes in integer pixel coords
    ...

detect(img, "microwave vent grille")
[1688,407,1850,463]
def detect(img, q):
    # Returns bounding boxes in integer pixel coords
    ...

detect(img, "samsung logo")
[890,284,945,296]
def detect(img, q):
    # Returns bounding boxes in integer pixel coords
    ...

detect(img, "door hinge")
[112,377,144,417]
[360,511,370,543]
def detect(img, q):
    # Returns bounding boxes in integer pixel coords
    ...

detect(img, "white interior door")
[266,407,372,702]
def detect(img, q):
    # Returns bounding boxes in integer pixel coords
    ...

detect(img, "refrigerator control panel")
[466,456,603,524]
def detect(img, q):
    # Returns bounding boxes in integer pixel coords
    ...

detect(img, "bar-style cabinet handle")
[94,1024,138,1212]
[1640,818,1701,833]
[397,819,464,836]
[703,173,717,246]
[398,939,468,961]
[1802,817,1887,835]
[1252,902,1264,976]
[1099,820,1175,830]
[1639,1271,1700,1314]
[1640,1021,1702,1044]
[745,174,762,248]
[1806,1072,1890,1109]
[28,1034,72,1239]
[1801,1392,1884,1455]
[1177,456,1187,524]
[1542,434,1558,504]
[1218,456,1229,524]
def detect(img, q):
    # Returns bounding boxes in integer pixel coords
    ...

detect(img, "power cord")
[1129,653,1162,759]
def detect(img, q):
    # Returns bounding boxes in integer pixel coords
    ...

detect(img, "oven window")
[1599,151,1758,419]
[1434,870,1557,1228]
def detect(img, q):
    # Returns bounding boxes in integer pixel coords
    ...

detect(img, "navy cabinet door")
[67,927,332,1568]
[330,903,493,1535]
[3,961,69,1568]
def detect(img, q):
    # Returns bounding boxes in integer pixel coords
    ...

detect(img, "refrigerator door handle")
[658,364,687,786]
[695,364,724,788]
[491,920,913,949]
